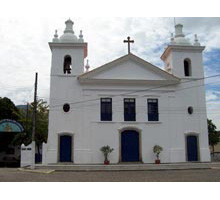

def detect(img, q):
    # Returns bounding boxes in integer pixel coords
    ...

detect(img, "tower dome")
[172,24,191,46]
[59,19,78,43]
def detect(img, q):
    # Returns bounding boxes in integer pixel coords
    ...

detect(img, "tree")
[0,97,19,121]
[208,119,220,153]
[34,99,48,154]
[12,99,48,154]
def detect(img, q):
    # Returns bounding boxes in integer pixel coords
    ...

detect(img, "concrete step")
[33,162,220,171]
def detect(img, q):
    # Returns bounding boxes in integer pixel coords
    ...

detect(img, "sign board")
[0,119,24,133]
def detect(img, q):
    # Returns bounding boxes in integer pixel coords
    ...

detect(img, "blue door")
[121,130,139,162]
[60,135,72,162]
[187,135,198,161]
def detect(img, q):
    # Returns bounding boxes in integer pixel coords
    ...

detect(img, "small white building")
[43,19,210,164]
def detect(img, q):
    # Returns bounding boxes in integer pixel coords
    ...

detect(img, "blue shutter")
[101,98,112,121]
[124,98,136,121]
[148,99,159,121]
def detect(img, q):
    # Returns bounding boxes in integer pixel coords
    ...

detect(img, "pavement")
[1,167,220,182]
[1,162,220,182]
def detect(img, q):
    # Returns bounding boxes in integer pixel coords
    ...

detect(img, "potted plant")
[153,145,163,164]
[100,145,114,165]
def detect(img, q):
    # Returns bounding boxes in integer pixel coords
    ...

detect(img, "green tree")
[34,99,48,154]
[0,97,19,120]
[208,119,220,153]
[12,99,48,154]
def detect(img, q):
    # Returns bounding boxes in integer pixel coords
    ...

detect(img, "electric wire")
[47,74,220,110]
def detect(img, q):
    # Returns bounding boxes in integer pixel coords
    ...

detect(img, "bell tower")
[161,23,210,162]
[48,18,88,118]
[161,24,205,79]
[46,19,88,164]
[49,19,87,76]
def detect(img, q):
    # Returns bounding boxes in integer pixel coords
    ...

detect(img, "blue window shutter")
[124,98,136,121]
[148,99,159,121]
[100,98,112,121]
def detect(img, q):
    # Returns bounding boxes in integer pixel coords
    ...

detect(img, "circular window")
[188,106,193,115]
[63,104,70,112]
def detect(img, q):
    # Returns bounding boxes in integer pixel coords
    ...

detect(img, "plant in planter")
[153,145,163,164]
[100,145,114,165]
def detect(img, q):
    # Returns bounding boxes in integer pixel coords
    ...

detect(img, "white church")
[43,19,211,165]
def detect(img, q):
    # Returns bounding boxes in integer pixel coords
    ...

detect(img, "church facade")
[43,19,210,164]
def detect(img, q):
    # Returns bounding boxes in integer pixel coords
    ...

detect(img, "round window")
[63,103,70,112]
[188,106,193,115]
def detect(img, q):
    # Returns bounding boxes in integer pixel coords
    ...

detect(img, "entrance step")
[33,162,220,171]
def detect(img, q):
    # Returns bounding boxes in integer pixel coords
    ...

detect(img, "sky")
[0,0,219,197]
[0,17,219,129]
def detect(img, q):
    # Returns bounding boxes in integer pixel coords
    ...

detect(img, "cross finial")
[124,36,134,54]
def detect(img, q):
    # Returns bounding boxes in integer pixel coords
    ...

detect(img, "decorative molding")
[78,53,180,81]
[161,45,205,60]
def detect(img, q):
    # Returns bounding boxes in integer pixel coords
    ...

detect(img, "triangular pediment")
[78,54,180,84]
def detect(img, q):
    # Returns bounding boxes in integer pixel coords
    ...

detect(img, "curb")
[53,167,212,172]
[34,165,213,172]
[18,168,55,174]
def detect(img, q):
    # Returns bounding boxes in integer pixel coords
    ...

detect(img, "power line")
[0,80,33,90]
[48,74,220,109]
[0,87,33,91]
[48,102,220,115]
[45,79,220,107]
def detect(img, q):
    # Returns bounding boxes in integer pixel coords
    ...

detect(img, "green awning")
[0,119,24,133]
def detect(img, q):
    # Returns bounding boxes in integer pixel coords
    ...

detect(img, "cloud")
[206,90,220,102]
[0,17,219,128]
[206,89,220,129]
[175,17,220,51]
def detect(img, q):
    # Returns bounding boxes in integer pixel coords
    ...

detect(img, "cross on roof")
[124,36,134,54]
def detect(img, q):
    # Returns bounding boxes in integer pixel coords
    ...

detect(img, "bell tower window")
[184,59,191,77]
[63,55,72,74]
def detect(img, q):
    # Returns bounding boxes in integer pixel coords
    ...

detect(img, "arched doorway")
[186,135,199,161]
[121,130,140,162]
[59,135,72,162]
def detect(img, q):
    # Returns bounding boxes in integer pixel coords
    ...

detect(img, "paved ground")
[1,168,220,182]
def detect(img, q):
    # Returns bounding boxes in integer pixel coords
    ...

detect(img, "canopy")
[0,119,24,133]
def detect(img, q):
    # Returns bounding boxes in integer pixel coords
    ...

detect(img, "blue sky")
[204,48,220,129]
[0,17,219,129]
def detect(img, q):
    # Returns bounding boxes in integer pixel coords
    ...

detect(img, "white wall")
[45,79,210,164]
[20,143,33,167]
[44,43,210,164]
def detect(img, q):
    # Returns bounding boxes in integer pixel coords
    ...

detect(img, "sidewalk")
[27,162,220,172]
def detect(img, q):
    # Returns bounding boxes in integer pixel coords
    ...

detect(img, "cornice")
[161,45,205,60]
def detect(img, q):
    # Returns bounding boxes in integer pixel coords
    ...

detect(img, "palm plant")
[153,145,163,160]
[100,145,114,163]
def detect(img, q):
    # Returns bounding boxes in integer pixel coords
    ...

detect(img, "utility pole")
[31,72,38,169]
[25,102,29,134]
[32,72,38,141]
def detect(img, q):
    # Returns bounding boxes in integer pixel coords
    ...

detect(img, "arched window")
[63,55,72,74]
[184,59,191,77]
